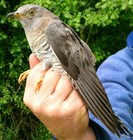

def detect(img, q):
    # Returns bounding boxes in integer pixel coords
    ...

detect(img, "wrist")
[81,126,96,140]
[57,126,96,140]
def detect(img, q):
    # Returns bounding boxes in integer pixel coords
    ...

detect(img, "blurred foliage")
[1,0,133,139]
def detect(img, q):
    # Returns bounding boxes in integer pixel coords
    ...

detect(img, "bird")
[7,4,133,137]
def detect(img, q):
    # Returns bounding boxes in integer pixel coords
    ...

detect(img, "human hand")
[23,54,96,140]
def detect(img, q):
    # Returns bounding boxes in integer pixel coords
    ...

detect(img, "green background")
[1,0,133,139]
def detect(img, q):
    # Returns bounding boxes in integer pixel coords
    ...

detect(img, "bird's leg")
[18,69,31,84]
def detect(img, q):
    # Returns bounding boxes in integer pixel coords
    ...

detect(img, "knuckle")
[48,105,60,118]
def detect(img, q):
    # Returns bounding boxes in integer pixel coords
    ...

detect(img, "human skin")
[23,53,96,140]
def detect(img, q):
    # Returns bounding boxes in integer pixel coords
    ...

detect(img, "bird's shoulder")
[45,20,96,68]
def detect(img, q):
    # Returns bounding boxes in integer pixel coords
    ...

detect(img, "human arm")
[94,47,133,140]
[23,53,96,140]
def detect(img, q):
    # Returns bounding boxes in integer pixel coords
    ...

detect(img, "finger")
[53,75,73,101]
[66,89,89,125]
[29,53,40,68]
[39,69,61,97]
[67,89,85,108]
[24,62,46,105]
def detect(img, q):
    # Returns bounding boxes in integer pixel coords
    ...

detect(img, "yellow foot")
[18,69,31,84]
[34,77,44,93]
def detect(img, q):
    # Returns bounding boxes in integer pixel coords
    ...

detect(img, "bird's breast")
[31,37,64,72]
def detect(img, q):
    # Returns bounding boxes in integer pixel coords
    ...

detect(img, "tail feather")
[73,67,133,137]
[74,70,120,136]
[75,74,119,135]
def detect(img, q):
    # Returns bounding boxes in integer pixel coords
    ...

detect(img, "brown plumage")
[7,4,133,137]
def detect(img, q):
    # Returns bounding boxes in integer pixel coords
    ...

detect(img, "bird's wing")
[45,21,132,136]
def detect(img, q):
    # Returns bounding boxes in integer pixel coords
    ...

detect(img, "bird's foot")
[18,69,31,84]
[34,77,44,93]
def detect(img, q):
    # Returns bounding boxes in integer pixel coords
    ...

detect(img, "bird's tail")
[73,67,133,137]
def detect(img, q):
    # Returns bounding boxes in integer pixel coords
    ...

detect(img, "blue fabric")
[94,46,133,139]
[127,32,133,50]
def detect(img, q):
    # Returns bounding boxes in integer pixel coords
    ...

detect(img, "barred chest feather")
[30,34,64,72]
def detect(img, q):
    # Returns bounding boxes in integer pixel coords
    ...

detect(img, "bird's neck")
[24,28,45,51]
[23,16,55,51]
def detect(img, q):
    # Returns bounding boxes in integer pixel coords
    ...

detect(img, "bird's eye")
[29,10,35,16]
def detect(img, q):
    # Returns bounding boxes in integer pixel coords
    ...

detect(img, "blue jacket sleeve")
[91,47,133,140]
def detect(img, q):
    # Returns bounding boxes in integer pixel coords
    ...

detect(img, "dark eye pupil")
[29,11,34,15]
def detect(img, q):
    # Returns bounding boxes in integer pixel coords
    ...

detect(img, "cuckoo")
[7,4,133,137]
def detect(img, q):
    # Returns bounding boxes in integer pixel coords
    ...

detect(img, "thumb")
[29,53,40,68]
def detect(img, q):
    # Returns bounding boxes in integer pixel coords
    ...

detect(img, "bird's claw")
[18,69,31,84]
[34,77,44,93]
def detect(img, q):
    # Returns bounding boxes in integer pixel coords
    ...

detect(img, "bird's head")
[7,4,59,47]
[7,4,58,32]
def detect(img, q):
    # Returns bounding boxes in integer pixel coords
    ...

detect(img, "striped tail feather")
[72,66,133,137]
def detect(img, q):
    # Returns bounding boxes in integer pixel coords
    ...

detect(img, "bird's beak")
[7,12,21,18]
